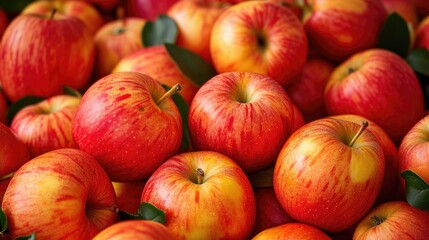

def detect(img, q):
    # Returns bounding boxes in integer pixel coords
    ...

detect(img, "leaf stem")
[156,83,181,105]
[348,120,369,147]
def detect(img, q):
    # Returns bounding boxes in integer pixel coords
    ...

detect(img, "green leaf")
[63,86,82,98]
[142,14,178,47]
[5,96,45,125]
[14,233,36,240]
[407,48,429,77]
[118,202,166,225]
[377,12,410,58]
[0,208,7,233]
[401,170,429,210]
[161,84,191,150]
[0,0,34,13]
[165,43,217,87]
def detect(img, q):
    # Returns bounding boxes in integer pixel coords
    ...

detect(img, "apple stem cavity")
[348,67,356,74]
[50,8,57,19]
[0,172,14,181]
[156,83,182,105]
[348,120,369,147]
[370,215,386,226]
[196,168,204,184]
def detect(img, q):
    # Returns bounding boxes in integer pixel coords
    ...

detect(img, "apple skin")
[0,8,7,38]
[92,220,176,240]
[112,181,146,214]
[83,0,119,12]
[380,0,418,28]
[0,13,94,102]
[125,0,178,21]
[0,91,7,124]
[2,148,118,239]
[10,95,80,158]
[330,114,400,205]
[141,151,256,239]
[353,201,429,240]
[291,102,305,132]
[210,1,308,87]
[112,45,199,105]
[274,118,385,233]
[72,71,182,182]
[286,57,335,122]
[93,17,146,79]
[415,16,429,50]
[252,223,332,240]
[413,0,429,19]
[21,0,105,35]
[188,72,295,173]
[398,114,429,189]
[303,0,387,62]
[324,49,425,144]
[167,0,229,64]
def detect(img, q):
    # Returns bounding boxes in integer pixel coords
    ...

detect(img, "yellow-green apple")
[274,118,385,232]
[330,114,400,205]
[252,187,295,236]
[92,220,176,240]
[141,151,256,239]
[167,0,230,64]
[324,49,425,144]
[112,45,199,105]
[303,0,387,62]
[112,181,146,214]
[10,95,80,158]
[72,72,182,182]
[1,148,118,239]
[93,17,146,79]
[398,114,429,189]
[21,0,104,35]
[0,12,94,102]
[252,223,332,240]
[0,8,7,38]
[0,91,7,123]
[125,0,178,20]
[381,0,418,28]
[415,16,429,50]
[286,56,335,122]
[188,72,295,173]
[353,201,429,239]
[210,1,308,87]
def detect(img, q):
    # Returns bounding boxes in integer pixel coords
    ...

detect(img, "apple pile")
[0,0,429,239]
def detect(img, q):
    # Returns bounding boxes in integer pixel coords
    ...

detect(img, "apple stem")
[370,215,386,226]
[0,172,14,181]
[50,8,57,19]
[156,83,181,105]
[196,168,204,184]
[348,67,355,74]
[116,4,125,29]
[348,120,369,147]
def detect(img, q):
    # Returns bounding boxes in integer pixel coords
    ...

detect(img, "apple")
[210,1,308,87]
[415,16,429,50]
[83,0,119,13]
[0,8,7,38]
[141,150,256,239]
[413,0,429,19]
[380,0,418,28]
[0,11,94,102]
[21,0,105,35]
[324,49,425,144]
[2,148,118,239]
[10,94,80,158]
[353,201,429,239]
[303,0,387,62]
[252,187,295,236]
[0,91,7,123]
[291,102,305,132]
[266,0,303,19]
[167,0,229,64]
[112,45,199,105]
[253,223,332,240]
[398,114,429,189]
[188,72,295,173]
[93,17,146,79]
[72,71,182,182]
[112,181,146,214]
[330,114,400,205]
[286,56,335,122]
[125,0,178,21]
[274,118,385,232]
[92,220,175,240]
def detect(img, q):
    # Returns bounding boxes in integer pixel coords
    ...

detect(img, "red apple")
[82,0,119,12]
[0,8,7,38]
[253,223,332,240]
[303,0,387,62]
[2,148,118,239]
[353,201,429,239]
[415,16,429,50]
[93,17,146,79]
[0,91,7,123]
[72,71,182,182]
[125,0,178,21]
[381,0,418,28]
[286,56,335,122]
[167,0,229,64]
[189,72,295,173]
[210,1,308,87]
[274,118,385,232]
[10,95,80,158]
[291,102,305,132]
[0,12,94,102]
[112,181,146,214]
[413,0,429,19]
[21,0,105,35]
[324,49,425,144]
[92,220,175,240]
[112,45,199,105]
[398,114,429,188]
[141,151,256,239]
